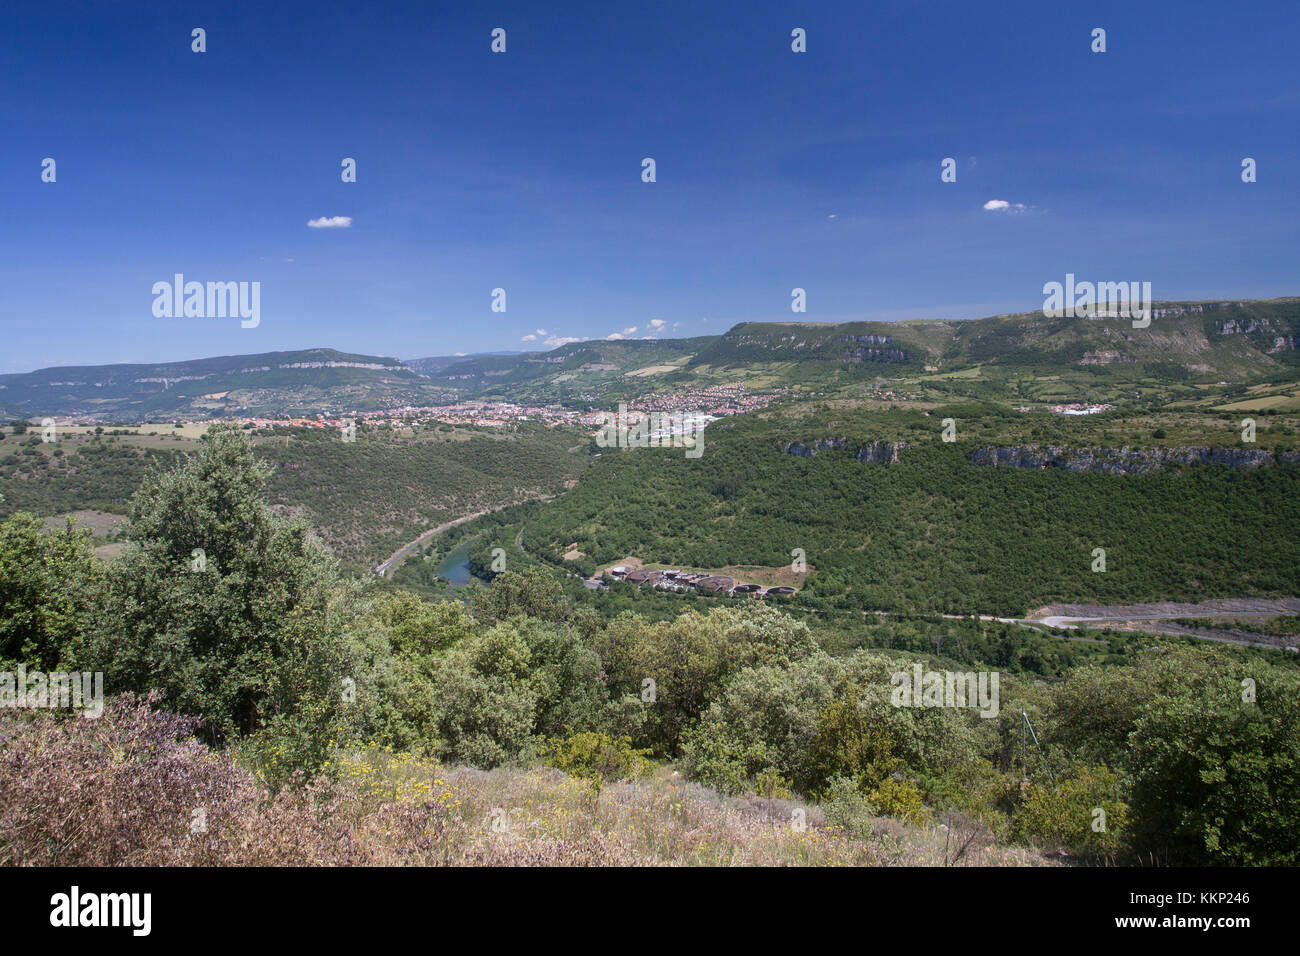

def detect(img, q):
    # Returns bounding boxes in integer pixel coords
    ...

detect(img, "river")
[434,538,474,587]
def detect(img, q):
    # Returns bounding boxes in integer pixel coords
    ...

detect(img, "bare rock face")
[855,441,906,464]
[783,438,847,458]
[782,439,908,464]
[970,445,1300,474]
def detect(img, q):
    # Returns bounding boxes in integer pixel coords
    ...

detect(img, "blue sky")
[2,0,1298,372]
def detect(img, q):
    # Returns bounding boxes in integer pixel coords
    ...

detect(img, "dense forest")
[504,407,1300,616]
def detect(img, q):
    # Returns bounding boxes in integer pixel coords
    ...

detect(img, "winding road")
[374,510,495,578]
[373,495,555,579]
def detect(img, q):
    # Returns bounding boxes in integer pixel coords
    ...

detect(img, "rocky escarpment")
[971,445,1300,474]
[783,439,909,464]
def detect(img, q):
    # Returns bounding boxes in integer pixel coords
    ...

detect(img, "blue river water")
[434,538,474,587]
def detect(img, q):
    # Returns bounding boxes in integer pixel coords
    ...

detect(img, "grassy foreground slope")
[0,700,1045,867]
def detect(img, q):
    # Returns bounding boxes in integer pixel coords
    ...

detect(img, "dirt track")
[1019,597,1300,650]
[1026,597,1300,620]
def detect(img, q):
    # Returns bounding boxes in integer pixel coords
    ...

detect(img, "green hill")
[681,299,1300,387]
[490,404,1300,617]
[0,348,452,422]
[5,298,1298,421]
[416,336,719,403]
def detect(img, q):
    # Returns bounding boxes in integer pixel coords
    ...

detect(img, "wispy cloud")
[982,199,1025,213]
[520,333,537,342]
[544,334,580,348]
[307,215,352,228]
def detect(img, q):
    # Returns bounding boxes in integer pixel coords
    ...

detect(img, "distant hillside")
[0,420,590,567]
[688,320,943,370]
[5,298,1297,421]
[0,348,453,422]
[452,298,1300,405]
[944,298,1300,377]
[508,404,1300,616]
[689,299,1300,382]
[416,336,719,402]
[404,351,523,377]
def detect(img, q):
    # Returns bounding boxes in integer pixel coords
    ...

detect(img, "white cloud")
[544,334,580,348]
[623,326,637,335]
[535,328,547,336]
[606,333,624,340]
[307,215,352,228]
[982,199,1025,213]
[520,333,537,342]
[648,319,665,330]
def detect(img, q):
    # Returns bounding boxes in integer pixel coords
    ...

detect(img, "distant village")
[594,566,798,599]
[235,383,789,434]
[1014,402,1116,416]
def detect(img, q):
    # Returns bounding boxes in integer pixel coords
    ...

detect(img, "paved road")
[373,495,558,579]
[373,510,495,578]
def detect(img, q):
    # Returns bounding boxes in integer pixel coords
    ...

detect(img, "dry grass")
[1,698,1051,867]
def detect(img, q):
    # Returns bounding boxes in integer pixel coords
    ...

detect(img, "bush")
[868,775,929,826]
[75,424,357,770]
[1047,647,1300,865]
[1012,765,1128,858]
[0,513,101,670]
[822,775,872,839]
[542,729,651,789]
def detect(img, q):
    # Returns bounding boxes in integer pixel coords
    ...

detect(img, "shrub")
[0,513,101,670]
[868,775,929,826]
[542,729,651,789]
[822,775,872,839]
[1012,765,1128,858]
[78,425,357,764]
